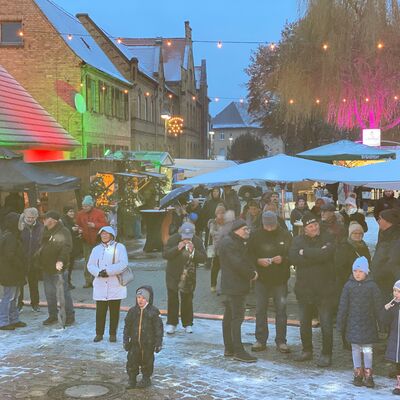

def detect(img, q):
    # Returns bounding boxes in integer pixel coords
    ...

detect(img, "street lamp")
[161,110,171,149]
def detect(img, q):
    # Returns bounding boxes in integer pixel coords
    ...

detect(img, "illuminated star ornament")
[167,117,184,137]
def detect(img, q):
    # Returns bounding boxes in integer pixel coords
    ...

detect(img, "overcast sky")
[53,0,299,116]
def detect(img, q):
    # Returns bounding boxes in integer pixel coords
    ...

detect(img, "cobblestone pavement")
[0,307,397,400]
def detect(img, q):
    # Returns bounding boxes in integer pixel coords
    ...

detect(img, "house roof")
[212,102,261,129]
[0,65,79,150]
[33,0,130,85]
[121,38,189,82]
[119,44,160,79]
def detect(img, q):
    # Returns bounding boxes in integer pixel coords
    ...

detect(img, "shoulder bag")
[113,243,134,286]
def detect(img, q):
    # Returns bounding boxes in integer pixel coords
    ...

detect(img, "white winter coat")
[87,241,128,301]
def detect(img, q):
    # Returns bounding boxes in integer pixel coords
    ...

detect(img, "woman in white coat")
[87,226,128,343]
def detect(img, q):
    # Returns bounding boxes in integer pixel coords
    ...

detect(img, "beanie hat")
[348,222,364,238]
[380,209,400,225]
[262,211,278,226]
[393,280,400,290]
[188,212,198,222]
[230,218,247,233]
[98,226,116,238]
[345,197,357,208]
[302,212,317,227]
[44,210,60,220]
[352,256,369,274]
[82,195,94,206]
[320,203,336,212]
[136,288,150,303]
[179,222,195,239]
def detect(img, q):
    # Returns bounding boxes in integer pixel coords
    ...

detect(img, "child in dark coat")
[123,286,163,389]
[383,280,400,395]
[337,256,383,388]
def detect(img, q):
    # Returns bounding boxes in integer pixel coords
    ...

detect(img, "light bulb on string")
[214,97,219,102]
[395,95,399,101]
[117,38,122,44]
[18,30,24,37]
[342,98,347,103]
[377,42,384,49]
[315,99,320,105]
[217,41,222,49]
[166,40,172,46]
[269,43,276,51]
[322,43,328,51]
[289,99,294,105]
[240,98,244,103]
[365,97,369,102]
[67,34,73,41]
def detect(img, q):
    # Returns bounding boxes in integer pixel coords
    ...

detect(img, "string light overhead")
[217,41,223,49]
[67,34,73,40]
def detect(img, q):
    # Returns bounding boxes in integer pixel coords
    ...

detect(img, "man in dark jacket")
[371,209,400,300]
[17,207,44,312]
[289,212,336,367]
[320,203,346,243]
[162,222,206,334]
[374,190,400,221]
[0,212,27,330]
[123,286,163,389]
[38,210,75,326]
[248,211,292,353]
[222,185,241,217]
[219,219,258,363]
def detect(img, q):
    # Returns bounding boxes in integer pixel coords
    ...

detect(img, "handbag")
[206,221,216,258]
[112,243,134,286]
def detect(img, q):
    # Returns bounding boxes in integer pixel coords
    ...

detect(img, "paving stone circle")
[47,381,125,399]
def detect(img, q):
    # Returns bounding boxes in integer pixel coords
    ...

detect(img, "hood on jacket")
[4,212,21,234]
[135,285,154,306]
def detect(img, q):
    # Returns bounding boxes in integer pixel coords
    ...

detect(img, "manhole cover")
[47,381,124,399]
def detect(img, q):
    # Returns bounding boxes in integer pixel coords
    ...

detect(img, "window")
[104,85,112,116]
[219,132,225,141]
[137,94,142,119]
[0,22,23,45]
[99,81,105,114]
[144,97,148,121]
[86,76,98,113]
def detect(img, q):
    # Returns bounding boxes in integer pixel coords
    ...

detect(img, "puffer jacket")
[87,241,128,301]
[336,275,382,344]
[123,285,163,350]
[289,231,336,303]
[20,220,44,269]
[0,212,25,287]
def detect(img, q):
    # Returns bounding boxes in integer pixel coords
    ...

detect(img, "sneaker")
[294,351,313,362]
[276,343,291,353]
[251,341,267,352]
[316,354,332,367]
[0,324,15,330]
[42,317,58,326]
[233,351,257,363]
[210,286,217,293]
[166,324,176,335]
[137,376,151,388]
[185,326,193,334]
[109,335,117,342]
[93,335,103,342]
[12,321,27,328]
[32,305,40,312]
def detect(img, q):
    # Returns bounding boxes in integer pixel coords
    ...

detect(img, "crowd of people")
[2,187,400,393]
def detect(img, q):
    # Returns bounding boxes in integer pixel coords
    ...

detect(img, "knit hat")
[345,197,357,208]
[44,210,60,220]
[348,222,364,238]
[230,218,247,232]
[262,211,278,226]
[188,212,198,222]
[393,280,400,290]
[320,203,336,212]
[136,288,150,303]
[82,195,94,206]
[215,204,226,216]
[302,212,317,227]
[98,226,116,238]
[179,222,195,239]
[352,256,369,274]
[380,209,400,225]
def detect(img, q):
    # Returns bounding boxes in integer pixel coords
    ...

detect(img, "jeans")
[0,286,20,327]
[222,295,246,354]
[211,256,220,287]
[298,299,333,355]
[43,271,74,320]
[96,300,121,336]
[255,282,288,345]
[83,242,95,285]
[167,289,193,327]
[18,267,40,308]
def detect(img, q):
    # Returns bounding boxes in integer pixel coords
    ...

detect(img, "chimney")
[184,21,192,41]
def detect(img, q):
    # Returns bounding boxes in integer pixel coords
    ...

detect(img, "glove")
[98,269,109,278]
[155,346,162,353]
[124,342,131,351]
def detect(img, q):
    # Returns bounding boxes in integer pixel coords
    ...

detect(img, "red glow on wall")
[55,80,78,108]
[22,149,65,162]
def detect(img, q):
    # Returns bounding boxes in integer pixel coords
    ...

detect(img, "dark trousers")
[167,289,193,327]
[127,346,155,378]
[222,294,246,354]
[211,256,220,287]
[96,300,121,336]
[18,267,39,308]
[255,282,288,345]
[298,299,333,355]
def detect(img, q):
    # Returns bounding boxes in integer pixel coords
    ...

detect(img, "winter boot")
[352,367,363,387]
[137,376,151,389]
[393,375,400,395]
[233,351,257,363]
[126,375,137,390]
[363,368,375,388]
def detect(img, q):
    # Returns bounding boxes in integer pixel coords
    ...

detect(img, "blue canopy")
[297,140,396,161]
[177,154,349,186]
